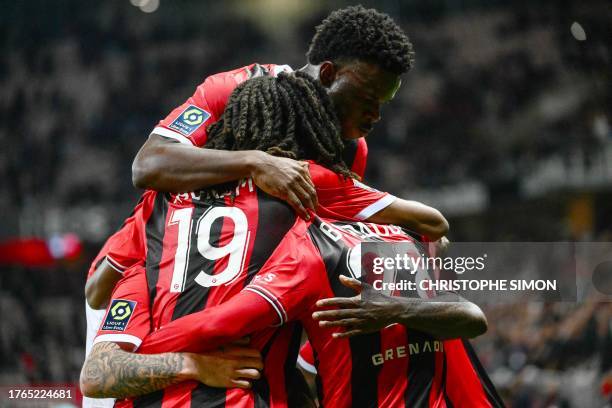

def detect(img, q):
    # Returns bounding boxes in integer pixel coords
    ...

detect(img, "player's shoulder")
[200,63,293,90]
[193,63,292,112]
[308,161,350,190]
[269,218,320,262]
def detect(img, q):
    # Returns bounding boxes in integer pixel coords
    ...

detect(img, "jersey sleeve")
[244,227,326,325]
[93,265,151,350]
[138,289,275,354]
[104,191,154,273]
[351,137,368,178]
[297,341,317,374]
[150,63,292,147]
[150,81,217,147]
[103,217,143,274]
[309,162,396,221]
[150,67,244,147]
[86,219,136,279]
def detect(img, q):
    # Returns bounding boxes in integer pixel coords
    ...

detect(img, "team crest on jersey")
[101,299,137,332]
[169,105,210,136]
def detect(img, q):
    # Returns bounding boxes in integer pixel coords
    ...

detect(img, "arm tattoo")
[81,342,189,398]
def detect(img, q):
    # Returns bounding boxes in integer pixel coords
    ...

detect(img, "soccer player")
[85,4,418,312]
[298,280,505,407]
[81,73,482,407]
[82,16,445,403]
[133,215,488,407]
[83,68,447,407]
[309,262,505,407]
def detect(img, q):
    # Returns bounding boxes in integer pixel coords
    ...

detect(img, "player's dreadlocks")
[307,5,415,75]
[206,71,353,178]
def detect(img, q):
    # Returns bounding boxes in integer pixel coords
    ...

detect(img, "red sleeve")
[104,191,155,273]
[151,63,291,147]
[351,137,368,178]
[201,64,289,115]
[86,218,138,279]
[309,162,396,221]
[86,240,113,280]
[243,228,325,324]
[151,82,217,147]
[104,223,143,274]
[297,341,317,374]
[151,67,244,147]
[87,191,154,279]
[138,290,275,354]
[444,339,498,407]
[93,266,151,350]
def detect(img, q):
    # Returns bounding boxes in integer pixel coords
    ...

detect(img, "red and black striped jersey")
[297,221,503,407]
[93,158,391,284]
[131,217,451,407]
[299,218,447,407]
[443,339,504,407]
[86,190,156,279]
[94,164,394,408]
[103,181,301,408]
[297,338,504,407]
[87,63,368,282]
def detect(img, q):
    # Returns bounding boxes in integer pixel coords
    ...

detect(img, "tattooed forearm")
[80,342,192,398]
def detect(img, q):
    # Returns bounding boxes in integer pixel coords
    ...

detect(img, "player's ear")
[318,61,337,88]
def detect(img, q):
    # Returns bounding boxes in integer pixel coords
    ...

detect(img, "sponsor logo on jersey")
[372,340,444,366]
[169,105,210,135]
[101,299,137,331]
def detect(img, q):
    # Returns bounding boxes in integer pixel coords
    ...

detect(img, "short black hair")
[206,71,353,178]
[307,5,415,75]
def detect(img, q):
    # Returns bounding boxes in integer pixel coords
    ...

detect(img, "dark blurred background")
[0,0,610,406]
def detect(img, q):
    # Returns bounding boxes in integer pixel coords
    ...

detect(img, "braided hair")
[206,71,353,178]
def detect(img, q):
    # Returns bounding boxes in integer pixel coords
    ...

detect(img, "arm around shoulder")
[367,197,449,241]
[80,341,194,398]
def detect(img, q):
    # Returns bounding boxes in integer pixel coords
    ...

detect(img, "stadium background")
[0,0,610,406]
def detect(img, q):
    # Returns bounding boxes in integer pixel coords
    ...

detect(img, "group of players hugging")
[79,6,505,408]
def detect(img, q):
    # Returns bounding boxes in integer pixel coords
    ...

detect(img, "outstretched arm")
[80,341,262,398]
[138,290,278,355]
[138,232,316,355]
[132,135,317,219]
[367,198,449,241]
[313,276,487,340]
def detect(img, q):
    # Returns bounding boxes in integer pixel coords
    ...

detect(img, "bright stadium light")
[138,0,159,13]
[570,21,587,41]
[129,0,147,6]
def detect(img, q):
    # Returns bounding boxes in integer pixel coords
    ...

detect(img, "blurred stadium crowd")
[0,0,610,406]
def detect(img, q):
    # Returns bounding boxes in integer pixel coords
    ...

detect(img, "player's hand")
[312,275,402,338]
[249,151,317,220]
[186,342,264,389]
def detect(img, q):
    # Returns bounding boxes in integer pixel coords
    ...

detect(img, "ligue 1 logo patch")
[102,299,137,332]
[169,105,211,136]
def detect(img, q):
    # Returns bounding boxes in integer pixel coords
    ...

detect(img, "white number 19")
[169,207,249,292]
